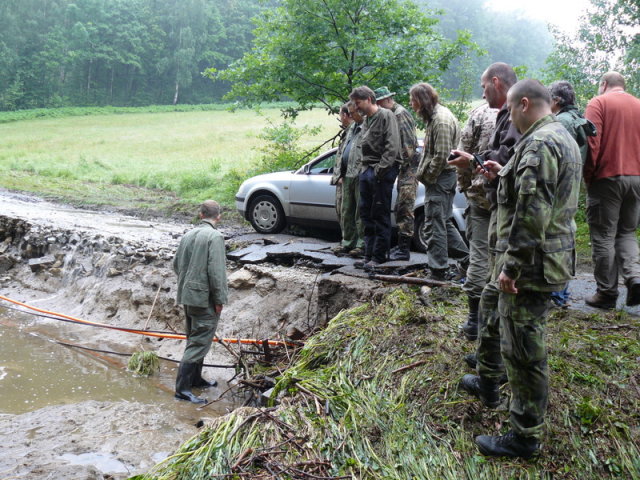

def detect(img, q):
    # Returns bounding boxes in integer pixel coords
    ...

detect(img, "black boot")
[175,362,207,404]
[192,361,217,389]
[463,354,509,385]
[475,431,540,458]
[459,374,500,408]
[464,353,477,369]
[461,296,480,341]
[389,235,411,261]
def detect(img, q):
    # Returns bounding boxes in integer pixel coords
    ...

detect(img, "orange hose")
[0,295,298,348]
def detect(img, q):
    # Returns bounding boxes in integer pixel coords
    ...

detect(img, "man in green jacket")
[173,200,229,403]
[460,79,581,458]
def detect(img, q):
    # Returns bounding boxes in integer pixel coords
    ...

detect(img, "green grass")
[0,105,338,213]
[135,289,640,479]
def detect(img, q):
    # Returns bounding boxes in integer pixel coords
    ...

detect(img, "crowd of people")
[328,63,640,458]
[168,63,640,462]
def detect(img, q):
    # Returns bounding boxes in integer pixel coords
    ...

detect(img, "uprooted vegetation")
[135,288,638,479]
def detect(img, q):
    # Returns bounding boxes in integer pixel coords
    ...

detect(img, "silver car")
[235,147,467,251]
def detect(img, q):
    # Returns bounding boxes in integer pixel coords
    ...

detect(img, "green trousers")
[340,176,364,249]
[477,285,551,440]
[181,304,220,364]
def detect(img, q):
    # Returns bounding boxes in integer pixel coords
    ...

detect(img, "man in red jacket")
[584,71,640,309]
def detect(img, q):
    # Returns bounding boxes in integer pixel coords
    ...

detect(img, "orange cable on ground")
[0,294,299,348]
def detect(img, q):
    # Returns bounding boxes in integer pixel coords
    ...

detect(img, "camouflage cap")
[374,86,395,101]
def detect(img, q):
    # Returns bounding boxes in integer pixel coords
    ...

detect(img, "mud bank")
[0,194,389,479]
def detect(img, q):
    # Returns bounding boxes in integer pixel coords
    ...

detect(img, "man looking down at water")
[173,200,228,404]
[461,79,581,458]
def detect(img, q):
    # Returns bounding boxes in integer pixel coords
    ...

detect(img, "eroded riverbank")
[0,191,389,479]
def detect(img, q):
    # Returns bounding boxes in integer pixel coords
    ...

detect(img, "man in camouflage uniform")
[449,62,520,360]
[331,103,354,233]
[410,82,469,280]
[451,103,497,340]
[332,102,366,256]
[374,86,418,261]
[460,79,581,458]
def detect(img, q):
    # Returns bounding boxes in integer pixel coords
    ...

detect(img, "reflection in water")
[0,319,171,414]
[0,314,232,417]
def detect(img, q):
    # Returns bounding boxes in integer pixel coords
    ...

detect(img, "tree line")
[0,0,267,110]
[1,0,636,112]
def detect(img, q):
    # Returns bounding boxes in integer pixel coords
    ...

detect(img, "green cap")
[374,86,395,101]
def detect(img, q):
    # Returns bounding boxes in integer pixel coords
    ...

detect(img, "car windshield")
[298,153,336,175]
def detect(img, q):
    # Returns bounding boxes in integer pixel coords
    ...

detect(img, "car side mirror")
[303,164,311,174]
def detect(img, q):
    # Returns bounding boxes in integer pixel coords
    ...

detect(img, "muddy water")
[0,312,231,417]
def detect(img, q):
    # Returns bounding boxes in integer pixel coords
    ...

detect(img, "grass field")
[0,105,338,214]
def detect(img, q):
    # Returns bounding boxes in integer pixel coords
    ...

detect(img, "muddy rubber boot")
[461,296,480,341]
[389,235,411,261]
[475,431,540,458]
[459,374,500,408]
[192,361,217,389]
[175,363,206,404]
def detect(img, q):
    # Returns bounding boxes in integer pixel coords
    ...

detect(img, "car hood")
[237,170,295,194]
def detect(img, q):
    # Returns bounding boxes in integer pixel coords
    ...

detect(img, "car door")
[288,150,338,222]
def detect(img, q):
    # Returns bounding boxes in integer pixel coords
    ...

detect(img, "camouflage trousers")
[462,204,491,299]
[181,305,220,364]
[395,162,418,238]
[340,176,364,249]
[477,284,551,440]
[335,182,343,224]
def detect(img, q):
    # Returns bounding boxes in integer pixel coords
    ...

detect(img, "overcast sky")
[485,0,591,34]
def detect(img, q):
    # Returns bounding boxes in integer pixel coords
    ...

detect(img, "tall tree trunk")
[173,81,179,105]
[87,59,92,95]
[110,68,114,103]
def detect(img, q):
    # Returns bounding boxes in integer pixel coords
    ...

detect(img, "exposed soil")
[0,191,389,479]
[0,190,636,479]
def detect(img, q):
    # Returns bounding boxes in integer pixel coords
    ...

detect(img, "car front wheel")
[413,212,428,253]
[248,194,286,233]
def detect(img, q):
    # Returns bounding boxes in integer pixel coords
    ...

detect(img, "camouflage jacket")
[417,104,460,185]
[331,122,364,183]
[555,105,593,164]
[457,103,498,210]
[494,115,582,291]
[391,103,418,167]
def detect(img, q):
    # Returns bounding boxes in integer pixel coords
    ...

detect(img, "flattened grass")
[136,289,640,479]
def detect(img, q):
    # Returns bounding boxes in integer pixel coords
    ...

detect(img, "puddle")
[0,313,232,417]
[59,452,129,474]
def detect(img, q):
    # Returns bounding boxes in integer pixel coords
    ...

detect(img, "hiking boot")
[460,296,480,341]
[459,374,500,408]
[348,247,364,258]
[354,256,372,269]
[389,235,411,261]
[363,260,381,272]
[626,278,640,306]
[475,431,540,459]
[462,355,508,385]
[464,353,477,369]
[427,268,448,281]
[331,245,351,255]
[585,291,617,310]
